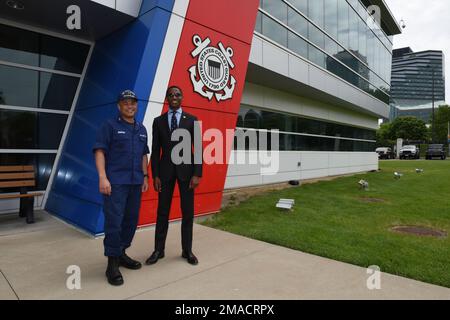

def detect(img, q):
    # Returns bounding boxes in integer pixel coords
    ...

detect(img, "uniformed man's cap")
[117,89,138,102]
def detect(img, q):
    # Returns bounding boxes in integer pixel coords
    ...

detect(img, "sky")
[385,0,450,104]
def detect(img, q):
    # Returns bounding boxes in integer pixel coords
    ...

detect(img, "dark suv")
[425,144,447,160]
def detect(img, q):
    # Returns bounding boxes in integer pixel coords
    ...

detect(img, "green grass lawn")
[201,160,450,288]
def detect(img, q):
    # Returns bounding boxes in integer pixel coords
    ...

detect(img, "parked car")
[399,145,420,159]
[425,144,447,160]
[375,147,395,159]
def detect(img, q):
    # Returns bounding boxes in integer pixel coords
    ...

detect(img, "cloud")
[385,0,450,104]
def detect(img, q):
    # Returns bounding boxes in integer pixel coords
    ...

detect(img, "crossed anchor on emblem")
[189,34,236,102]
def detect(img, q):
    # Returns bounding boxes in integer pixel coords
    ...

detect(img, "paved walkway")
[1,211,450,300]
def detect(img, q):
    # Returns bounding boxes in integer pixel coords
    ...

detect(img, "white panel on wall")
[288,55,308,84]
[249,35,263,65]
[116,0,142,17]
[241,82,265,108]
[302,103,330,120]
[262,42,289,77]
[91,0,142,17]
[308,66,327,90]
[91,0,115,9]
[263,88,301,115]
[226,151,262,176]
[241,82,379,130]
[262,170,301,184]
[300,152,329,170]
[224,151,379,189]
[329,152,350,168]
[301,169,330,180]
[224,174,263,189]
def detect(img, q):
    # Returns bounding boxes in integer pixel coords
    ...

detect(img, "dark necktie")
[170,111,178,132]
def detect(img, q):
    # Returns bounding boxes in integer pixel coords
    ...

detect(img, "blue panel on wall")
[46,1,175,235]
[139,0,175,16]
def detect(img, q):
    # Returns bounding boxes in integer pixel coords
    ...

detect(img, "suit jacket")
[151,110,203,181]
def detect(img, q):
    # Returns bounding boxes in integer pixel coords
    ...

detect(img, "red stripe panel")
[139,0,259,226]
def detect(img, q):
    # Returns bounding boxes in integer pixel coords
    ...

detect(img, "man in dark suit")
[146,86,202,266]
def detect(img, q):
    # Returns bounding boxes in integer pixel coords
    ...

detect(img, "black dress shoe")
[106,257,124,286]
[145,250,165,265]
[182,251,198,265]
[119,251,142,270]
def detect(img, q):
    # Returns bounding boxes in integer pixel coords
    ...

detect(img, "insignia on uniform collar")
[117,131,126,134]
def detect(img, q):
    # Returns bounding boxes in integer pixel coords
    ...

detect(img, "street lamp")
[426,65,436,143]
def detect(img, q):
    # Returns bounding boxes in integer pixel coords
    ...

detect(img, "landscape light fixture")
[394,172,403,179]
[276,199,295,211]
[358,180,369,190]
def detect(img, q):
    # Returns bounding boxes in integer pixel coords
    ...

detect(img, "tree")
[433,105,450,144]
[389,116,428,142]
[376,122,394,147]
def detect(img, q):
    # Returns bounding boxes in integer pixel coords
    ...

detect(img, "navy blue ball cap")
[118,89,138,102]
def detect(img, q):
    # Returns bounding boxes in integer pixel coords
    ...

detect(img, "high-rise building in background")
[390,47,446,122]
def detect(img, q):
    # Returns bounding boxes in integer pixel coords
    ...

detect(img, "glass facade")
[390,48,445,122]
[0,23,90,192]
[255,0,393,104]
[234,106,376,152]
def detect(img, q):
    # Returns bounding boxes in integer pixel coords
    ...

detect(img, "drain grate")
[391,226,447,238]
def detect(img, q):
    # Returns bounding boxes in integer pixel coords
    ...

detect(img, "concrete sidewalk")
[1,211,450,300]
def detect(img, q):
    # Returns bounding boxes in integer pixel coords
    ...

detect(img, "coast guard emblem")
[189,34,236,102]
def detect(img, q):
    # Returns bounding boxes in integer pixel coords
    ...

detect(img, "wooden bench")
[0,166,44,224]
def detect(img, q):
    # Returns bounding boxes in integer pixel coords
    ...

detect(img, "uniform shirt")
[167,106,182,129]
[93,116,150,185]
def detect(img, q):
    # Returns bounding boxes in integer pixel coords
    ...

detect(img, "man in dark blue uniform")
[93,90,149,286]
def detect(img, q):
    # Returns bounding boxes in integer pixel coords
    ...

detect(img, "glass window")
[324,0,338,39]
[0,110,68,149]
[288,32,308,58]
[40,72,79,111]
[262,15,288,47]
[0,24,39,66]
[348,7,359,52]
[0,23,89,74]
[308,23,324,50]
[0,153,56,191]
[308,44,326,68]
[0,65,79,110]
[40,35,89,74]
[255,11,263,33]
[288,0,308,14]
[0,65,38,108]
[366,28,375,74]
[324,35,339,57]
[287,7,308,38]
[262,0,287,24]
[358,19,367,60]
[337,0,349,48]
[308,0,324,28]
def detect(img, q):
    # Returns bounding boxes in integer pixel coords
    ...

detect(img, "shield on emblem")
[207,59,221,80]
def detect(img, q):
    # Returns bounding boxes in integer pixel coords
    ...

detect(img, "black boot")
[106,257,124,286]
[119,250,142,270]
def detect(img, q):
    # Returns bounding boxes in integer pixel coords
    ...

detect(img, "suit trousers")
[154,177,194,252]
